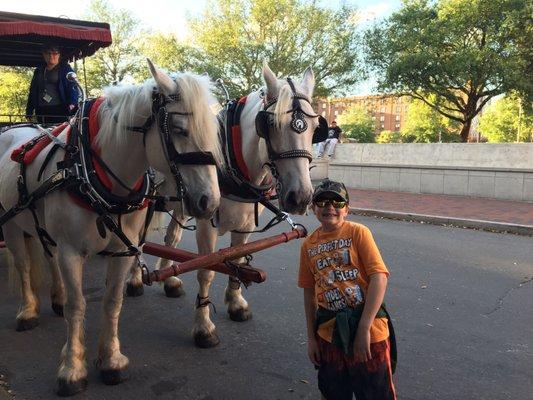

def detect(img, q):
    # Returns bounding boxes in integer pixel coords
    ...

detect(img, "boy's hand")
[354,326,371,363]
[307,337,321,366]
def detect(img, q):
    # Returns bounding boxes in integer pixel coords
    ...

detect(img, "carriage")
[0,10,326,396]
[0,11,112,126]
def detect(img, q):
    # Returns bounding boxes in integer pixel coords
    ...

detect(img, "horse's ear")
[147,58,174,94]
[300,66,315,96]
[262,61,279,98]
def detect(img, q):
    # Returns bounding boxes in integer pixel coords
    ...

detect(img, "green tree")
[189,0,363,98]
[83,0,141,91]
[133,33,204,81]
[401,98,460,142]
[337,104,375,143]
[376,130,402,143]
[477,95,533,142]
[0,67,32,123]
[364,0,531,142]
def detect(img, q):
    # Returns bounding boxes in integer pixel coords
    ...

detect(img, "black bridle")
[128,86,217,201]
[255,78,327,168]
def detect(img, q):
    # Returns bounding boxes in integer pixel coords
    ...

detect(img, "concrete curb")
[350,207,533,236]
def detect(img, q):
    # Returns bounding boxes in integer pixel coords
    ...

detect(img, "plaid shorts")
[317,337,397,400]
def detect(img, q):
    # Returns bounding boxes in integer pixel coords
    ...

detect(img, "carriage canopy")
[0,11,112,67]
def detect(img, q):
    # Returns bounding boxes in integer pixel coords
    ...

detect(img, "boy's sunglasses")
[313,199,347,209]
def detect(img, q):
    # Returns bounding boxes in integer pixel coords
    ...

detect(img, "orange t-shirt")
[298,221,389,343]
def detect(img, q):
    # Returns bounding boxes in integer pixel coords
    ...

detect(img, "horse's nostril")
[286,191,297,208]
[199,195,209,211]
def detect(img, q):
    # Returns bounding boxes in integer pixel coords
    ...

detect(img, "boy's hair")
[312,179,349,203]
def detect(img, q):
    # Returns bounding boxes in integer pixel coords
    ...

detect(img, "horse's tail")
[7,235,45,294]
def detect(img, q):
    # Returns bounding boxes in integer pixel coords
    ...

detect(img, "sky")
[0,0,402,94]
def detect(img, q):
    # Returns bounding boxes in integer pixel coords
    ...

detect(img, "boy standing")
[298,179,397,400]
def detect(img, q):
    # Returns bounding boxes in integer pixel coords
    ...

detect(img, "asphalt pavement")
[1,212,532,400]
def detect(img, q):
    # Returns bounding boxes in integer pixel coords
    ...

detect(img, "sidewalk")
[346,188,533,235]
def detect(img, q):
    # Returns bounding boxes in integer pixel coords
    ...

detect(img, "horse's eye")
[171,124,188,136]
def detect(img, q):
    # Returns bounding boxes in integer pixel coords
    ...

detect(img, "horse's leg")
[97,256,131,385]
[225,231,252,322]
[125,259,144,297]
[159,208,187,298]
[46,248,66,316]
[56,246,88,396]
[4,224,41,331]
[192,219,219,348]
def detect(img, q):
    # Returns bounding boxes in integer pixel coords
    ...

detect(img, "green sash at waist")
[316,303,397,374]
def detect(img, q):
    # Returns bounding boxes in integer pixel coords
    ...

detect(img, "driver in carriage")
[25,43,79,124]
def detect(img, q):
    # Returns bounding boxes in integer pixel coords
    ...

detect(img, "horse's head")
[256,63,325,214]
[145,60,223,219]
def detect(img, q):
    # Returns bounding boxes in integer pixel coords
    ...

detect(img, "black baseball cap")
[312,179,349,203]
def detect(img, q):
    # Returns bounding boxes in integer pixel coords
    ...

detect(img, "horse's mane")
[97,73,224,167]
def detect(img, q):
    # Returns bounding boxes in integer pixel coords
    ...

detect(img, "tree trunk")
[459,120,472,142]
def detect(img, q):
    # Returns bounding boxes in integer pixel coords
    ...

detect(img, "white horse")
[127,63,325,348]
[0,60,222,395]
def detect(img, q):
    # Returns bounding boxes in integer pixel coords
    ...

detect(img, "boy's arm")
[303,287,320,365]
[354,272,388,362]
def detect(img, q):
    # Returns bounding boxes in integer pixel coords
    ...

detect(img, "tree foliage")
[401,98,461,142]
[189,0,363,98]
[83,0,142,91]
[133,33,203,82]
[376,130,402,143]
[477,95,533,142]
[364,0,531,142]
[0,67,32,122]
[337,104,375,143]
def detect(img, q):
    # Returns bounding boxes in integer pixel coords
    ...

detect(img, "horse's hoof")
[229,308,252,322]
[16,317,39,331]
[56,377,88,397]
[100,368,130,385]
[164,282,185,298]
[194,331,220,348]
[126,283,144,297]
[52,302,64,316]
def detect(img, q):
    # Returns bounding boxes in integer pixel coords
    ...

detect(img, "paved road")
[0,214,532,399]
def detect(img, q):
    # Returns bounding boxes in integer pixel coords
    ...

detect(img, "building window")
[322,111,326,117]
[380,107,385,113]
[380,115,385,122]
[380,98,385,105]
[395,123,401,130]
[396,106,401,113]
[334,110,338,116]
[380,124,385,129]
[395,115,401,121]
[322,103,326,109]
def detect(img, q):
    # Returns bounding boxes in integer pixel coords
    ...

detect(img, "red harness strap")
[68,97,148,211]
[11,122,69,165]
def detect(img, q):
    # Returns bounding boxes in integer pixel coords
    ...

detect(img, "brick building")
[315,94,410,135]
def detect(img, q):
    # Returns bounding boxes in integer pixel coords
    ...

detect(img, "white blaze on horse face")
[262,66,315,215]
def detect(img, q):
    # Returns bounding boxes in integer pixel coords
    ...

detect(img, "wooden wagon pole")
[141,243,268,284]
[141,226,307,285]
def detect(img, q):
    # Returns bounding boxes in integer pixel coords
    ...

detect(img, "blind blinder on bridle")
[152,87,216,200]
[254,78,329,147]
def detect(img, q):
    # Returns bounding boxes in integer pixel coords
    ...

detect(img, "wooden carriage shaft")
[142,226,307,283]
[141,242,267,283]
